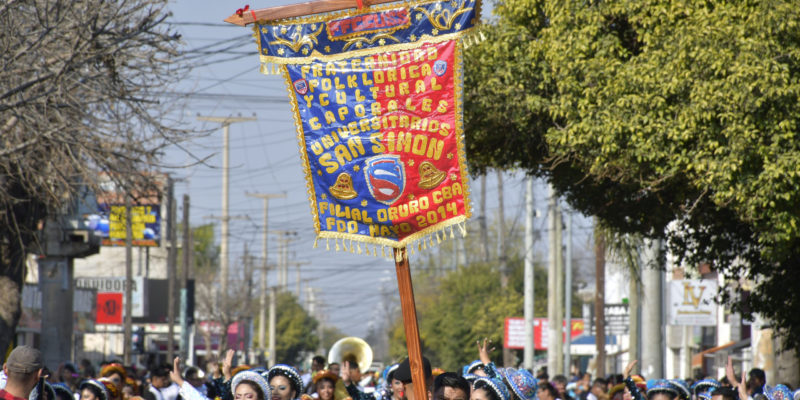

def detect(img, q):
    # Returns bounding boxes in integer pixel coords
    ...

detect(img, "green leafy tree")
[273,291,320,365]
[389,252,580,370]
[464,0,800,349]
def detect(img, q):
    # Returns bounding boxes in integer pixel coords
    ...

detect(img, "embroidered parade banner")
[254,0,480,253]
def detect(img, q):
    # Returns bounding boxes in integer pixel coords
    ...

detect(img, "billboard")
[86,174,165,247]
[668,279,718,326]
[504,317,585,350]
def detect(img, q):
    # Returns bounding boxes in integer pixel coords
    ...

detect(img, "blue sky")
[162,0,593,339]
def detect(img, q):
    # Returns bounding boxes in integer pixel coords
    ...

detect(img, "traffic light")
[132,326,145,354]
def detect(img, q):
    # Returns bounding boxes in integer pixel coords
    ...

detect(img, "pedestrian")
[171,358,268,400]
[536,383,558,400]
[143,364,179,400]
[432,373,469,400]
[301,370,338,400]
[267,365,303,400]
[747,370,766,397]
[302,357,326,395]
[100,364,128,396]
[499,368,537,400]
[473,378,509,400]
[393,356,433,400]
[373,364,400,400]
[0,345,44,400]
[80,379,113,400]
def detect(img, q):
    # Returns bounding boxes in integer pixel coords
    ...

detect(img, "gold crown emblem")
[418,161,446,189]
[329,172,358,200]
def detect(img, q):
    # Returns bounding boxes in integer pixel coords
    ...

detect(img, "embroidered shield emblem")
[294,79,308,95]
[364,155,406,205]
[434,60,447,76]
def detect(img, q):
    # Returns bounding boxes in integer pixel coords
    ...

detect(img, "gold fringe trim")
[259,28,478,66]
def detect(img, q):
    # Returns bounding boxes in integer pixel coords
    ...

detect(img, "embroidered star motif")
[455,23,462,30]
[310,24,317,30]
[321,194,327,200]
[262,48,269,55]
[432,28,439,35]
[446,153,454,159]
[408,194,415,200]
[317,170,323,176]
[280,27,288,34]
[277,48,285,55]
[378,38,386,46]
[361,200,368,207]
[302,47,310,55]
[450,173,458,181]
[434,2,442,10]
[324,45,331,52]
[353,165,361,172]
[356,42,363,48]
[408,159,415,166]
[410,34,417,41]
[451,0,458,7]
[416,13,423,21]
[261,28,269,34]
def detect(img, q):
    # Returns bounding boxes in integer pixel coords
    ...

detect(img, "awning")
[691,338,751,368]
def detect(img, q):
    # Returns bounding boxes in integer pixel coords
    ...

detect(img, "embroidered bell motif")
[329,172,358,200]
[417,161,446,189]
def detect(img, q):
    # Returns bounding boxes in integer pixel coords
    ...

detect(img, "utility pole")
[641,239,664,378]
[124,196,134,365]
[291,261,311,299]
[497,170,513,366]
[246,192,285,355]
[523,177,535,370]
[180,194,191,361]
[554,199,564,375]
[271,230,297,290]
[629,255,640,374]
[594,219,606,378]
[547,185,558,375]
[480,174,489,262]
[197,115,256,305]
[167,177,177,362]
[563,210,572,375]
[268,287,277,367]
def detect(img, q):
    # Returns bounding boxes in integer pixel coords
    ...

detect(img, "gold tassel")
[423,239,428,250]
[418,241,423,252]
[436,232,442,244]
[336,239,341,252]
[410,245,415,256]
[313,237,319,249]
[326,238,330,251]
[350,240,355,253]
[373,246,378,257]
[382,246,386,258]
[365,245,370,255]
[459,222,468,237]
[272,64,279,75]
[430,235,435,247]
[450,226,455,239]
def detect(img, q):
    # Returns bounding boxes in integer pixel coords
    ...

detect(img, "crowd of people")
[1,340,799,400]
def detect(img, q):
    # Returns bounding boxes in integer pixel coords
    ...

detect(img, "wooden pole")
[223,0,401,26]
[393,248,427,400]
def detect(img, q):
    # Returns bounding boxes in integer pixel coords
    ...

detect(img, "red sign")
[96,292,123,324]
[504,317,585,350]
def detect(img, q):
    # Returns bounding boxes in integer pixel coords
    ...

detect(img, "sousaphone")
[328,337,373,374]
